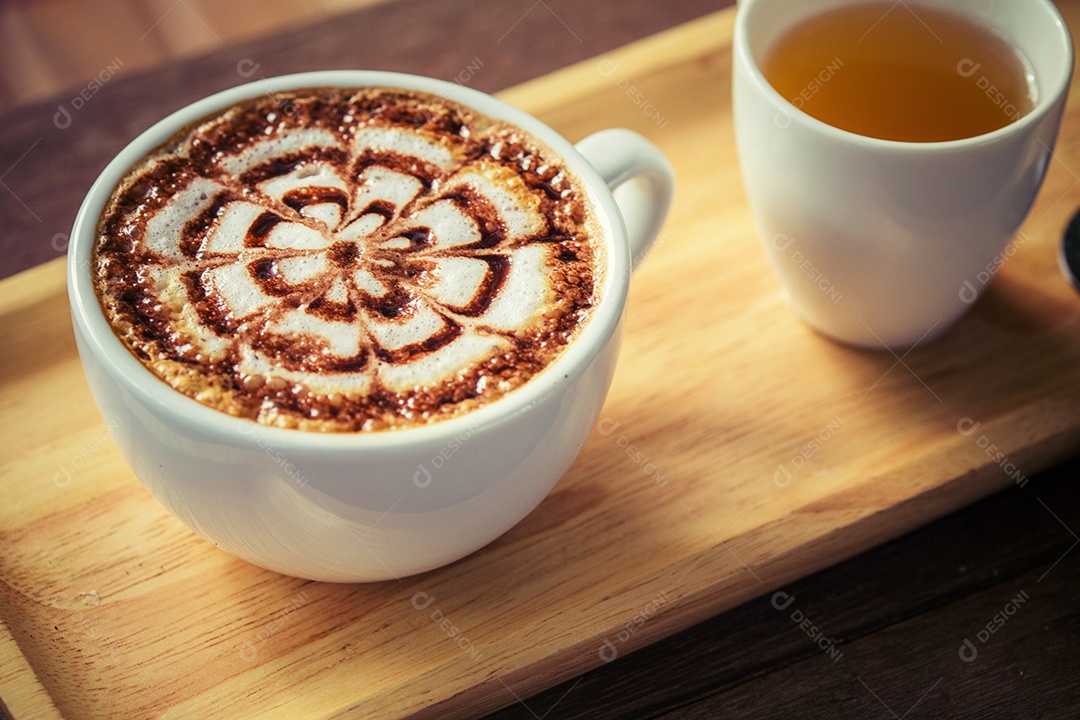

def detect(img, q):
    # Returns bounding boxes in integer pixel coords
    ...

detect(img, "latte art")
[94,88,603,431]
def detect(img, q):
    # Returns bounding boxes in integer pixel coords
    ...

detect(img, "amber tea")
[762,2,1036,142]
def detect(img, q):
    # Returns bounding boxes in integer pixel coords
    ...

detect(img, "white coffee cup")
[67,70,674,582]
[733,0,1073,349]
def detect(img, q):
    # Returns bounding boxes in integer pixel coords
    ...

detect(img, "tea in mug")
[762,2,1036,142]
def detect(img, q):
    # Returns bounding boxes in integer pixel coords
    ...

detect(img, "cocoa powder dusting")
[92,87,603,432]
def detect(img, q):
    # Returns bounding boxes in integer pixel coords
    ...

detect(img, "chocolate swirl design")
[94,88,601,432]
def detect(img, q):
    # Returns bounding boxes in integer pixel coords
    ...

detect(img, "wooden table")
[1,1,1078,717]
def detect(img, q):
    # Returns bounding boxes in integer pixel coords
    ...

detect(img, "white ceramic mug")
[68,71,674,582]
[733,0,1073,349]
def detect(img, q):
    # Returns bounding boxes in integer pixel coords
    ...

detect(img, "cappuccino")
[94,87,604,431]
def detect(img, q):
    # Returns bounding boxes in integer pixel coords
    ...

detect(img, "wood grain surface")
[0,0,392,112]
[2,4,1080,720]
[485,459,1080,719]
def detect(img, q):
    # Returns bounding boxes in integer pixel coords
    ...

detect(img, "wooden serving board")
[3,7,1080,719]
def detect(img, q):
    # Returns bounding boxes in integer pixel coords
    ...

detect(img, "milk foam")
[409,201,480,249]
[259,163,347,200]
[204,202,264,254]
[220,128,341,176]
[275,309,360,357]
[427,257,490,308]
[276,255,328,285]
[365,301,447,352]
[205,262,275,318]
[266,223,331,251]
[94,87,602,431]
[145,177,223,259]
[351,166,424,221]
[378,332,509,391]
[480,245,547,331]
[449,164,545,241]
[354,126,455,169]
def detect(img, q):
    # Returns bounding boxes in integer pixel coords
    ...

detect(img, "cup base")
[779,290,960,352]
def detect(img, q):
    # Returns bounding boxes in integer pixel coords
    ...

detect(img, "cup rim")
[734,0,1075,151]
[67,70,629,451]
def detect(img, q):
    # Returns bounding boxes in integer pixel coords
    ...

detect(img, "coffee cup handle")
[575,129,675,271]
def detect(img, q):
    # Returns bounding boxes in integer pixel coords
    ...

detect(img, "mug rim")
[67,69,630,451]
[734,0,1075,151]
